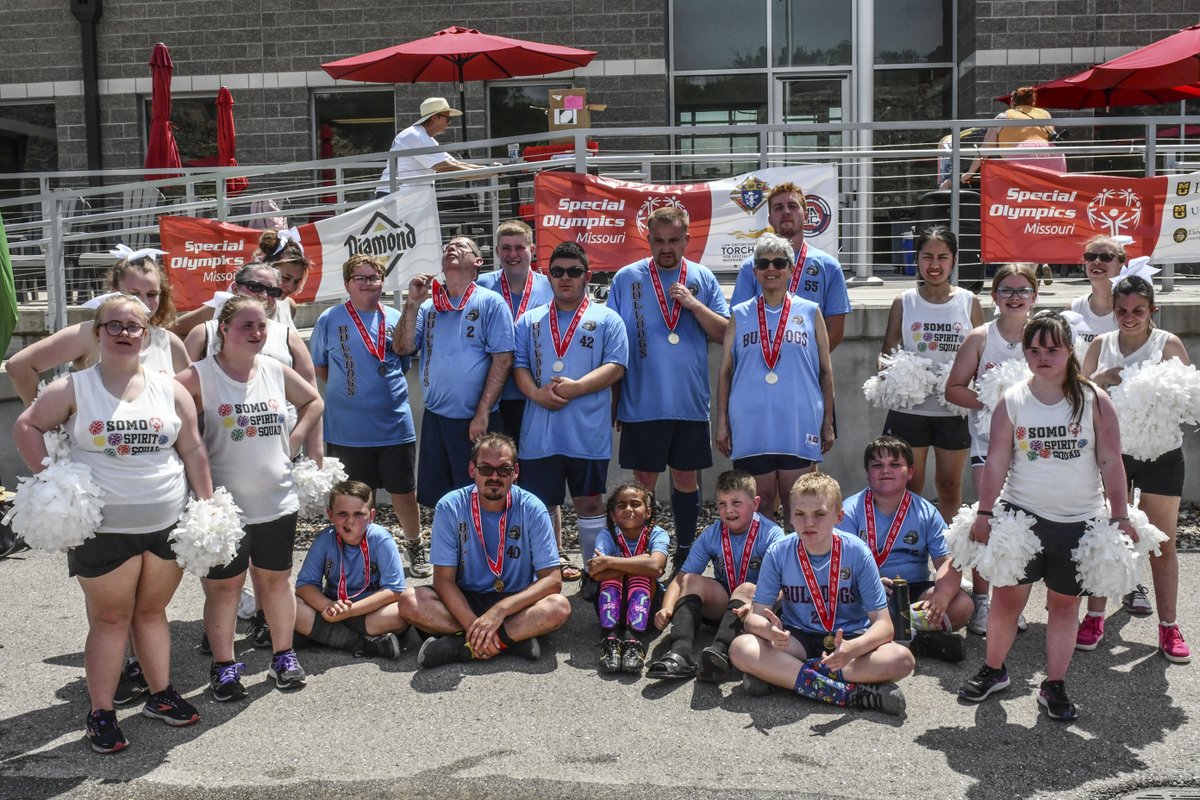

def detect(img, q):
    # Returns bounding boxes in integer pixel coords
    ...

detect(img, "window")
[875,0,952,64]
[487,82,572,158]
[772,0,852,67]
[675,74,766,179]
[673,0,767,71]
[313,89,397,159]
[0,103,57,174]
[143,96,218,165]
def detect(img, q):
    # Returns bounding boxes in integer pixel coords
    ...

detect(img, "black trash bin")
[913,189,984,293]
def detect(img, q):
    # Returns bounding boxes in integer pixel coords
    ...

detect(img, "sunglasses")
[474,463,515,477]
[548,266,586,279]
[349,274,384,286]
[236,279,284,298]
[754,257,792,271]
[995,286,1036,299]
[1083,252,1119,263]
[99,321,147,338]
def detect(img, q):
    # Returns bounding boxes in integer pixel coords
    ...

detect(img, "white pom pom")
[1109,358,1200,461]
[171,487,245,577]
[42,427,72,465]
[1072,517,1138,599]
[975,359,1032,434]
[1126,505,1168,559]
[2,459,105,552]
[945,502,985,571]
[292,457,349,519]
[976,505,1042,587]
[934,362,969,417]
[862,349,937,410]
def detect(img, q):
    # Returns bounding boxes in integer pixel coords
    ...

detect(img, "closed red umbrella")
[321,26,596,140]
[1071,23,1200,90]
[216,87,249,196]
[144,43,182,179]
[319,123,335,204]
[997,72,1200,109]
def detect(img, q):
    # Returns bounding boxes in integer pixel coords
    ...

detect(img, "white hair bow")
[109,243,168,263]
[275,227,303,254]
[83,291,151,312]
[1118,256,1160,283]
[203,290,237,316]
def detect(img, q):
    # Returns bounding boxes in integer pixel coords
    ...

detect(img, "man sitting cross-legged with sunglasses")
[402,433,571,668]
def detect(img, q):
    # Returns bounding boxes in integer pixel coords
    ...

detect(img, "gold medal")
[494,578,505,592]
[823,634,837,652]
[667,332,680,345]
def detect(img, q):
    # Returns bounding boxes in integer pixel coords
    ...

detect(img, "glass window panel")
[143,96,218,165]
[487,82,572,158]
[772,0,851,66]
[673,0,767,70]
[314,90,397,159]
[675,74,766,179]
[0,103,57,174]
[875,0,952,64]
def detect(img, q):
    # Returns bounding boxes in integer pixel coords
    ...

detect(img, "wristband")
[1110,516,1129,523]
[976,509,994,517]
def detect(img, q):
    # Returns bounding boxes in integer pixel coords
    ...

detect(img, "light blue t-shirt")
[595,525,671,559]
[753,531,887,635]
[731,243,851,319]
[839,489,950,584]
[430,485,559,593]
[728,294,824,462]
[606,258,729,422]
[514,300,628,460]
[414,284,515,419]
[681,512,785,590]
[476,269,555,401]
[295,522,407,601]
[310,303,415,447]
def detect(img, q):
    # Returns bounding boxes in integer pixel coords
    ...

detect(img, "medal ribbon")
[721,518,761,589]
[787,239,810,294]
[549,298,590,361]
[613,525,650,558]
[431,280,476,312]
[470,488,512,581]
[756,294,792,373]
[336,534,372,602]
[647,258,688,333]
[500,272,534,321]
[343,300,386,370]
[864,489,913,569]
[797,534,842,635]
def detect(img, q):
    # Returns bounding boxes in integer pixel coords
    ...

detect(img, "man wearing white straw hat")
[377,97,489,193]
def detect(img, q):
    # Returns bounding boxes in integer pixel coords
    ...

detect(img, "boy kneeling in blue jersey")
[730,473,914,715]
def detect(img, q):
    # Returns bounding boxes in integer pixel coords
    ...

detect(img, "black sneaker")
[113,660,149,706]
[209,661,247,702]
[741,672,773,696]
[1038,679,1077,721]
[910,631,967,663]
[849,682,907,716]
[249,610,272,649]
[599,636,622,674]
[404,537,433,579]
[621,639,646,674]
[358,633,402,660]
[268,649,307,690]
[697,645,731,683]
[197,630,211,655]
[142,686,200,727]
[85,709,127,754]
[958,663,1011,702]
[504,636,541,661]
[417,633,472,668]
[579,575,599,603]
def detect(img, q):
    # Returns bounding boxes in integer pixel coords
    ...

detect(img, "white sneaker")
[236,588,257,620]
[968,594,990,636]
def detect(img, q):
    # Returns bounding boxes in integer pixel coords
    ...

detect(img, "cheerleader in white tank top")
[1067,235,1126,361]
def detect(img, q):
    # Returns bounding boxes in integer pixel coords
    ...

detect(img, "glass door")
[774,76,849,153]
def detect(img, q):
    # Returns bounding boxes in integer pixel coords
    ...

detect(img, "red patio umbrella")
[216,87,249,196]
[997,72,1200,109]
[321,26,596,141]
[319,123,336,204]
[144,42,182,179]
[1070,23,1200,90]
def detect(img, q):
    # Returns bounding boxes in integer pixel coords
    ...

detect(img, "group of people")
[6,168,1191,753]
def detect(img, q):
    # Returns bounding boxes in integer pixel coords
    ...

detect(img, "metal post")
[848,0,882,286]
[216,175,227,222]
[44,196,66,333]
[574,131,587,174]
[1146,123,1174,292]
[949,122,962,285]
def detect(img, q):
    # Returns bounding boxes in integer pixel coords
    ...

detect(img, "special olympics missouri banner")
[161,187,441,311]
[980,160,1200,264]
[534,166,839,272]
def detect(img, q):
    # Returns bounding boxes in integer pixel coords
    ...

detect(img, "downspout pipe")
[69,0,104,184]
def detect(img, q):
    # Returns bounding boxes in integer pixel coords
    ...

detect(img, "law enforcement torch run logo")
[343,211,417,277]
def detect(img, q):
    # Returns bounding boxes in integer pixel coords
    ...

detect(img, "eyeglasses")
[99,321,147,338]
[754,257,792,271]
[548,266,586,279]
[236,279,284,298]
[474,463,516,478]
[995,286,1036,299]
[349,274,384,286]
[1083,252,1118,263]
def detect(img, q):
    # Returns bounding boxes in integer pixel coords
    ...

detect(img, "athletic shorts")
[462,589,521,618]
[519,455,608,507]
[784,625,864,659]
[970,455,987,468]
[883,410,971,451]
[207,512,298,579]
[498,399,527,449]
[68,527,176,579]
[907,579,936,599]
[417,410,503,507]
[1123,448,1184,497]
[733,453,814,475]
[328,441,416,496]
[618,419,713,473]
[1004,503,1088,596]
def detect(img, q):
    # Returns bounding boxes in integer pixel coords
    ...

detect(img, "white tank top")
[999,381,1102,522]
[69,367,187,533]
[1096,327,1170,372]
[139,326,175,376]
[900,287,974,416]
[273,300,297,331]
[195,356,297,523]
[1067,294,1116,361]
[203,318,292,366]
[969,321,1026,457]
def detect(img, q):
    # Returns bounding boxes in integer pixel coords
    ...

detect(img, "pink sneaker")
[1159,623,1192,664]
[1075,614,1104,651]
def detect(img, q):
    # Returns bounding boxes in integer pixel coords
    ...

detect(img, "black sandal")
[646,651,697,680]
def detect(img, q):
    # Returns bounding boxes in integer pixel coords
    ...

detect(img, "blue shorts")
[498,399,527,449]
[619,419,713,473]
[417,410,503,507]
[519,455,608,507]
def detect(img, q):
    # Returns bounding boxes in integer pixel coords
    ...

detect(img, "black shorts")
[462,589,521,618]
[784,625,864,659]
[328,441,416,496]
[68,527,176,579]
[733,453,815,475]
[883,410,971,451]
[907,580,936,599]
[1123,448,1184,497]
[970,455,987,468]
[618,419,713,473]
[519,455,608,507]
[417,410,503,507]
[498,399,527,448]
[207,512,298,579]
[1005,503,1088,596]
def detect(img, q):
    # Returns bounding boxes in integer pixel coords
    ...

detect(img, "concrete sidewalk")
[1,548,1198,800]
